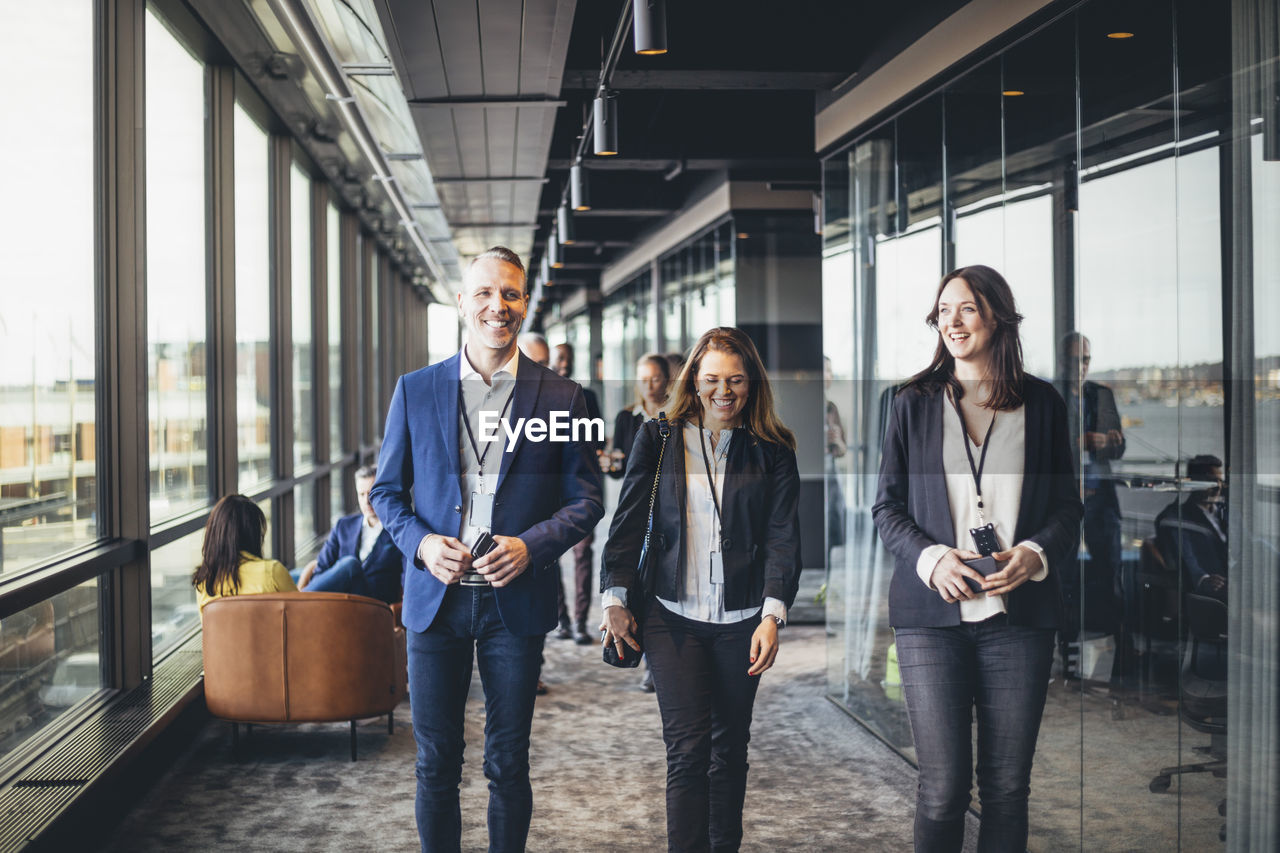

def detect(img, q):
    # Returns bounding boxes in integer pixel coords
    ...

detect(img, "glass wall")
[291,163,314,473]
[0,0,97,576]
[145,9,208,523]
[327,203,343,461]
[822,0,1280,848]
[235,104,272,490]
[601,269,653,420]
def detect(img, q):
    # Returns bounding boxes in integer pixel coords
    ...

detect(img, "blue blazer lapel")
[495,354,543,495]
[436,353,461,479]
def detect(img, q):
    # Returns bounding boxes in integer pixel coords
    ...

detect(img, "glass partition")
[822,0,1280,846]
[291,163,314,471]
[235,104,272,490]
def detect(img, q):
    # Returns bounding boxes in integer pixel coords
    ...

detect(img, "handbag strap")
[641,413,671,555]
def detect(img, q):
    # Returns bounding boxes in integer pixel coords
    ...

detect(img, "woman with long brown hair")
[193,494,296,613]
[873,265,1082,851]
[601,327,801,852]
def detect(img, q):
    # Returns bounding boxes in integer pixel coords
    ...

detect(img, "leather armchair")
[202,592,407,760]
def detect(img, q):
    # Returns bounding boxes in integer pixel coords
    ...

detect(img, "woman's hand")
[982,545,1041,597]
[928,548,988,603]
[747,619,779,676]
[600,604,641,661]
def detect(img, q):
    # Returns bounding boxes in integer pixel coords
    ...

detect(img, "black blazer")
[601,420,802,611]
[607,408,645,480]
[872,376,1082,628]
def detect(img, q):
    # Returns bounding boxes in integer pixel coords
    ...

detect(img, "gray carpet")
[100,625,977,852]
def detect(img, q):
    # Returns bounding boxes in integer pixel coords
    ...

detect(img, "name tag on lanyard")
[707,493,724,584]
[470,492,494,530]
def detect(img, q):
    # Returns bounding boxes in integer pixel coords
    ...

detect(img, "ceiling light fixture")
[570,163,591,210]
[593,92,620,156]
[557,203,576,244]
[633,0,667,55]
[1106,32,1135,39]
[548,231,564,268]
[1002,89,1025,97]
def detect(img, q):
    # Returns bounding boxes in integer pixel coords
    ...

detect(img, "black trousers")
[644,599,762,853]
[555,532,594,627]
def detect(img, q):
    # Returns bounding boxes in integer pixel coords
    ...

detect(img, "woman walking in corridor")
[600,327,802,853]
[872,266,1082,852]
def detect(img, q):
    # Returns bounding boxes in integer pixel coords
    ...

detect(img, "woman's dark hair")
[668,327,796,450]
[192,495,267,596]
[905,264,1027,411]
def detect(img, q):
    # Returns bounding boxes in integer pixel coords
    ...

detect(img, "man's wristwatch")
[765,614,784,628]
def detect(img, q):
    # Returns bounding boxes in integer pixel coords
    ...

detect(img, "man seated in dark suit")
[1155,454,1228,601]
[296,464,403,604]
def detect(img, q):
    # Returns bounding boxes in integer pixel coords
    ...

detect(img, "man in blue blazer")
[296,464,403,603]
[371,247,604,853]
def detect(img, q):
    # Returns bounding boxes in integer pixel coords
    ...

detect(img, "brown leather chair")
[202,592,407,760]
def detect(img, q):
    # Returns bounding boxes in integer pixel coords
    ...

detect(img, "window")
[291,164,314,471]
[327,204,343,459]
[0,0,97,575]
[235,104,272,490]
[145,9,208,523]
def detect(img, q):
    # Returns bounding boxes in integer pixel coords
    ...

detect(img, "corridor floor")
[100,624,976,852]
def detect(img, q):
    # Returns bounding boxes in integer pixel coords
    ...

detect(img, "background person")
[1155,454,1228,600]
[872,265,1082,852]
[372,247,603,853]
[551,342,604,644]
[601,326,802,853]
[193,494,296,614]
[294,464,403,604]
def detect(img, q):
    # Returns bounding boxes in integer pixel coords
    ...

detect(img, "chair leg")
[388,710,394,735]
[350,720,357,762]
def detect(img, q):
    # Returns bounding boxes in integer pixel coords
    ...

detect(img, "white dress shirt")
[603,422,787,626]
[358,518,384,562]
[916,396,1048,622]
[455,346,520,548]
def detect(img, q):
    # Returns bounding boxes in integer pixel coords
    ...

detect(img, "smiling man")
[371,246,604,853]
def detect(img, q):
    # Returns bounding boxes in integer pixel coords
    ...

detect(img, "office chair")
[1149,592,1228,837]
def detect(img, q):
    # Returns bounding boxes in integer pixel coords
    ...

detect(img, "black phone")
[962,555,1000,595]
[471,531,498,559]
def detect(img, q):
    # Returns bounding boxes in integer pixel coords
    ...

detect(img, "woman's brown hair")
[192,495,267,596]
[906,264,1027,410]
[668,327,796,450]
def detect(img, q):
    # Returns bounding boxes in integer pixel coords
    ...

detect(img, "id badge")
[709,550,725,584]
[470,492,494,530]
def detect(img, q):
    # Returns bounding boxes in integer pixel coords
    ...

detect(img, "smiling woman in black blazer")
[873,265,1082,853]
[601,326,801,853]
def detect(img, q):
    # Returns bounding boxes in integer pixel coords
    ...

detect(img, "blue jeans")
[295,556,373,597]
[407,585,544,853]
[894,615,1054,853]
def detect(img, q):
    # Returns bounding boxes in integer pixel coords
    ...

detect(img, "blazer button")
[454,504,462,513]
[721,537,733,551]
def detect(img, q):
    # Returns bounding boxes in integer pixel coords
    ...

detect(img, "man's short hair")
[464,246,527,291]
[355,464,377,481]
[1186,454,1223,482]
[555,342,574,357]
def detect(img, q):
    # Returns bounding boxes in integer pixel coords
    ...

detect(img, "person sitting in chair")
[296,465,404,604]
[1155,454,1228,601]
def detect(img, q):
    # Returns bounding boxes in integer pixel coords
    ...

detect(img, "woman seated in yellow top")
[193,494,296,613]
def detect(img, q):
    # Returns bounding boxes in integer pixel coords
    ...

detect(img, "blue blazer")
[314,513,403,604]
[371,352,605,636]
[872,376,1083,629]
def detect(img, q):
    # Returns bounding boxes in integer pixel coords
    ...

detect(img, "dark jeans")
[301,556,371,596]
[407,585,544,853]
[645,600,762,853]
[556,532,594,627]
[894,615,1054,853]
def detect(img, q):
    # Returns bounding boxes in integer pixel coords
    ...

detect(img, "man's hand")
[982,545,1042,597]
[418,534,472,585]
[473,535,530,587]
[1198,574,1227,595]
[297,559,318,589]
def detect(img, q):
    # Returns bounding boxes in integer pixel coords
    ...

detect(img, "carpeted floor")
[99,624,977,852]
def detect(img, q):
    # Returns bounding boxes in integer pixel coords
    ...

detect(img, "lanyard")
[950,393,996,523]
[458,381,515,493]
[697,422,726,536]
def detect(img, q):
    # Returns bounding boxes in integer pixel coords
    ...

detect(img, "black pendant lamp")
[557,202,575,244]
[633,0,667,55]
[593,92,619,156]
